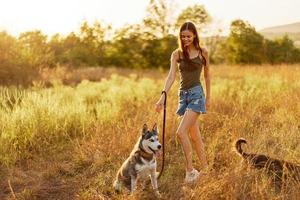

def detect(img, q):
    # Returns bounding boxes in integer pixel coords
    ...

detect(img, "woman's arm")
[202,48,211,109]
[162,49,179,93]
[155,49,179,112]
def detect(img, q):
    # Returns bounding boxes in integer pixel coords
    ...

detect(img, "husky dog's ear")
[142,124,148,135]
[152,123,158,134]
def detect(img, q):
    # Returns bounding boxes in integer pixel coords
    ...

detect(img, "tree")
[141,34,177,69]
[0,31,18,68]
[143,0,175,38]
[48,33,65,65]
[105,24,146,68]
[175,4,211,32]
[52,21,111,67]
[205,35,227,64]
[18,31,55,69]
[264,35,300,64]
[79,21,109,65]
[60,32,85,66]
[226,20,265,64]
[0,31,45,85]
[0,31,21,85]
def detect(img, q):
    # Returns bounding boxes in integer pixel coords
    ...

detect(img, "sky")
[0,0,300,36]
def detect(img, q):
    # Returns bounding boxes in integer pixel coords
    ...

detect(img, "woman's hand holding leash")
[155,94,165,113]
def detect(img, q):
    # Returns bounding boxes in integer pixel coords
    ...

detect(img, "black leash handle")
[158,91,166,180]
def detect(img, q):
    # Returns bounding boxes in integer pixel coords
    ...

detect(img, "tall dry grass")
[0,65,300,199]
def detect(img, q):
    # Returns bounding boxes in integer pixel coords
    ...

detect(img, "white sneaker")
[184,168,200,183]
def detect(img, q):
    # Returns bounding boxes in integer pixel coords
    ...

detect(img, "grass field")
[0,65,300,199]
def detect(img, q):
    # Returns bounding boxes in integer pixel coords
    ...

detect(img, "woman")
[155,21,210,183]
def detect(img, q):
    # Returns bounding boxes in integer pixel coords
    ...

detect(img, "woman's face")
[180,30,195,47]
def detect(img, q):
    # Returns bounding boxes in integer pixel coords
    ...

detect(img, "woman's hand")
[155,96,165,113]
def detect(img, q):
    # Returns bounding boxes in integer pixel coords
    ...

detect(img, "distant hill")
[260,22,300,33]
[259,22,300,47]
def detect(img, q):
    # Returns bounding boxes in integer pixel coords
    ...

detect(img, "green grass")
[0,65,300,199]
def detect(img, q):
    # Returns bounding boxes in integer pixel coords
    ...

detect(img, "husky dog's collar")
[138,149,154,161]
[138,140,154,161]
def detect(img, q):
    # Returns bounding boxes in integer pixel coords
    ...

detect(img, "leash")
[157,91,166,180]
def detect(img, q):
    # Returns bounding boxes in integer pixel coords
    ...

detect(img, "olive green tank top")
[177,51,203,90]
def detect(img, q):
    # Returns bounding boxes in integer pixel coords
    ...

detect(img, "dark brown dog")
[235,138,300,192]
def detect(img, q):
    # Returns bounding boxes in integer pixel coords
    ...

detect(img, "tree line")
[1,0,300,85]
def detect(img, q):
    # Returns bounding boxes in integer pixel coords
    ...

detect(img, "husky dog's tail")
[113,179,121,193]
[235,138,247,157]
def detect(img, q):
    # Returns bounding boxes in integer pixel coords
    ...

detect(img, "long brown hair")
[178,22,207,66]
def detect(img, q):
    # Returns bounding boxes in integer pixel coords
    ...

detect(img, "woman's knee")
[176,128,187,140]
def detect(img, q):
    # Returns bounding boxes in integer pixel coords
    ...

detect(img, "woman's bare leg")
[189,120,208,170]
[176,110,199,172]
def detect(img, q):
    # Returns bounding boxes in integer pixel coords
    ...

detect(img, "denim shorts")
[176,85,206,116]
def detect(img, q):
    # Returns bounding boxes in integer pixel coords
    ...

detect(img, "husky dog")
[235,138,300,191]
[113,123,162,196]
